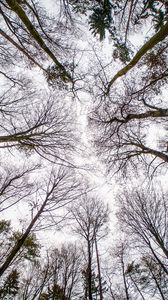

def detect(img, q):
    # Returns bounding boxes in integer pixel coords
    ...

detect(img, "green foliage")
[48,283,69,300]
[0,224,40,263]
[81,269,107,300]
[39,284,69,300]
[39,293,49,300]
[0,220,13,253]
[134,0,168,30]
[89,0,112,41]
[126,257,168,298]
[0,220,11,235]
[10,232,40,261]
[68,0,116,40]
[0,269,20,299]
[112,40,132,63]
[68,0,168,64]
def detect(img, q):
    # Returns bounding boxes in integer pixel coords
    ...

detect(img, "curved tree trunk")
[106,21,168,94]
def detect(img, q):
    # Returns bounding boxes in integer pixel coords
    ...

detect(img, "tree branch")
[5,0,72,82]
[106,20,168,94]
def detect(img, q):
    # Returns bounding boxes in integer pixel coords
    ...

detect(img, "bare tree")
[0,166,81,277]
[0,76,78,164]
[89,42,168,177]
[106,243,131,300]
[70,196,109,300]
[0,0,73,82]
[44,243,82,300]
[117,186,168,277]
[0,164,38,212]
[17,242,82,300]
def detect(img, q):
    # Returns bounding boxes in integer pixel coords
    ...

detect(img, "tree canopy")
[0,0,168,299]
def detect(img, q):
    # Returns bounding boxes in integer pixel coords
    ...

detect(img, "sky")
[1,0,167,259]
[0,0,151,246]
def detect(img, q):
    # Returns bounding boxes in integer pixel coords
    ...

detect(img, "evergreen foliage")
[0,270,19,299]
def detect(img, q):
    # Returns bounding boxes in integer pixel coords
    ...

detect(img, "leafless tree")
[70,196,109,300]
[45,243,82,300]
[105,243,131,300]
[0,164,38,212]
[17,242,82,300]
[0,0,74,83]
[89,43,168,177]
[0,166,81,278]
[117,186,168,277]
[0,75,78,164]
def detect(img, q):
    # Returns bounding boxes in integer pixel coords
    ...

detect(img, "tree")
[62,0,168,63]
[43,243,82,300]
[106,243,131,300]
[0,164,37,212]
[15,242,82,300]
[0,269,20,300]
[70,196,109,300]
[0,0,72,83]
[105,20,168,94]
[1,0,168,299]
[105,240,168,300]
[0,166,81,277]
[0,220,40,265]
[126,256,168,300]
[0,74,77,164]
[117,186,168,277]
[89,40,168,176]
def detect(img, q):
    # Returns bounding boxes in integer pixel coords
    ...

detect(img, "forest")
[0,0,168,299]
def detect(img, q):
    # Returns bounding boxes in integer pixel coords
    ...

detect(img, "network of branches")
[0,0,168,299]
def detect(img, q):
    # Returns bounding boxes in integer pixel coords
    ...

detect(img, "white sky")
[1,0,167,271]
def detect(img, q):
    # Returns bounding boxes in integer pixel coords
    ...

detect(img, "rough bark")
[105,108,168,124]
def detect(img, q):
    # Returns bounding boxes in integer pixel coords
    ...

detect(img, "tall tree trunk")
[121,254,129,300]
[95,236,103,300]
[87,240,93,300]
[0,202,46,277]
[5,0,72,82]
[0,183,55,277]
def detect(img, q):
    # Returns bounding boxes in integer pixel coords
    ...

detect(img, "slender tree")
[70,196,109,300]
[0,166,81,277]
[118,187,168,276]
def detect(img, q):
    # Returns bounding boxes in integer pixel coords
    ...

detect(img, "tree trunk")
[121,255,129,300]
[5,0,72,82]
[106,20,168,94]
[87,241,93,300]
[95,236,103,300]
[0,182,55,277]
